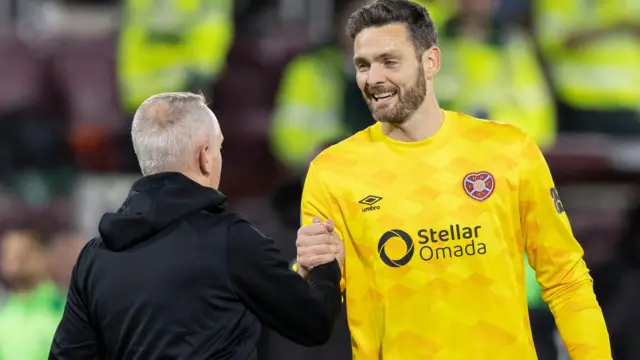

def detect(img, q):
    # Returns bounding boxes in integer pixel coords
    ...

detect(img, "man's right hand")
[296,217,344,278]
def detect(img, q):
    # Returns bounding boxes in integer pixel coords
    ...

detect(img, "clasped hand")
[296,217,344,277]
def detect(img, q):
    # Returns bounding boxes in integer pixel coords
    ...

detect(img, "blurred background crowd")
[0,0,638,359]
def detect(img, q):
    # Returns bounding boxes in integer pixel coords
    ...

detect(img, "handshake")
[295,216,345,278]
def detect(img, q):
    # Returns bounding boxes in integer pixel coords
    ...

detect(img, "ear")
[422,45,440,79]
[198,145,210,176]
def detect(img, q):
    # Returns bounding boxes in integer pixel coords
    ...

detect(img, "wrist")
[292,262,310,280]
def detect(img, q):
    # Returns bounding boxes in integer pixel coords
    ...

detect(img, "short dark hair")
[345,0,438,54]
[2,214,62,248]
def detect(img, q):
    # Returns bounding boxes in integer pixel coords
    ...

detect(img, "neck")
[182,169,222,190]
[381,92,444,142]
[181,171,212,189]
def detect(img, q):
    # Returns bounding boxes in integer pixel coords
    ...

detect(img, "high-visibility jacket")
[437,26,557,148]
[270,46,348,169]
[534,0,640,109]
[117,0,233,112]
[411,0,458,30]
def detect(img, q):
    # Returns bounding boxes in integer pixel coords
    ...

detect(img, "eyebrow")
[354,51,399,64]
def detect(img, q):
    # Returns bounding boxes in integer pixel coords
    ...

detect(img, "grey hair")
[131,92,216,176]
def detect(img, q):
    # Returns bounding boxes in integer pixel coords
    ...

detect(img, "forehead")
[353,24,413,58]
[2,231,36,250]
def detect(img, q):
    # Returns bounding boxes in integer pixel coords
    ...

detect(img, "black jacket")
[49,172,342,360]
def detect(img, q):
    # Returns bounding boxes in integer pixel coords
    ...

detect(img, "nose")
[366,63,386,86]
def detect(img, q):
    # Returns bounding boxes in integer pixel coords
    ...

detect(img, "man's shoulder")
[311,126,375,169]
[70,237,104,277]
[186,211,263,241]
[74,237,101,260]
[454,111,531,148]
[188,210,246,228]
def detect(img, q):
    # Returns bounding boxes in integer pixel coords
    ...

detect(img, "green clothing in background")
[525,255,546,309]
[0,282,65,360]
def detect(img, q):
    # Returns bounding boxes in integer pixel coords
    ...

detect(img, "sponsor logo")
[378,229,414,267]
[359,195,382,212]
[377,224,487,267]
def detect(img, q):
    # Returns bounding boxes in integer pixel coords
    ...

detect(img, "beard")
[364,64,427,125]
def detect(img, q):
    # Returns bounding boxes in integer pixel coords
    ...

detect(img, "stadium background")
[0,0,638,359]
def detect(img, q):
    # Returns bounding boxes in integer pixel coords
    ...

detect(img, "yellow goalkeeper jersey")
[300,110,611,360]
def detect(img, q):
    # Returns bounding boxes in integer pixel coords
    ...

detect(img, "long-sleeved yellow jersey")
[301,110,611,359]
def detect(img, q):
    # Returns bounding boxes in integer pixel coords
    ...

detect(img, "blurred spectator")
[0,225,65,360]
[46,231,85,290]
[437,0,556,148]
[534,0,640,134]
[411,0,459,30]
[269,0,370,170]
[117,0,234,114]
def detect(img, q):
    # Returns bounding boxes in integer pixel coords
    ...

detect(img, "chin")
[373,110,403,124]
[378,118,407,125]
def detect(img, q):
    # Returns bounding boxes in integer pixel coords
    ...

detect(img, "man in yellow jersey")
[293,0,611,359]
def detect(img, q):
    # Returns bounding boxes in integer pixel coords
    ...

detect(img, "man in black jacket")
[49,92,344,360]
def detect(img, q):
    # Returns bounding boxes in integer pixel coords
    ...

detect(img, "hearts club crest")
[463,171,495,201]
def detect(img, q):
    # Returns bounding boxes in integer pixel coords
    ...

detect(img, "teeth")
[373,92,394,99]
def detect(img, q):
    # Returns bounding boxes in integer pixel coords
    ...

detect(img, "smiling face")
[345,0,439,125]
[353,24,428,125]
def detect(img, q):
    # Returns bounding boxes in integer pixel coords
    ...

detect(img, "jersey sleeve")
[518,136,612,359]
[301,161,347,292]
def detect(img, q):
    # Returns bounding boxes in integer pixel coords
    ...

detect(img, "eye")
[384,60,398,68]
[356,63,370,72]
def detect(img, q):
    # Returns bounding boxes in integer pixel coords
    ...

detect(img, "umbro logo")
[359,195,382,212]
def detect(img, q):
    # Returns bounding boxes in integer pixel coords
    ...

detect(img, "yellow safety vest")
[535,0,640,109]
[270,47,347,169]
[365,0,457,30]
[411,0,458,30]
[117,0,233,112]
[437,27,556,149]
